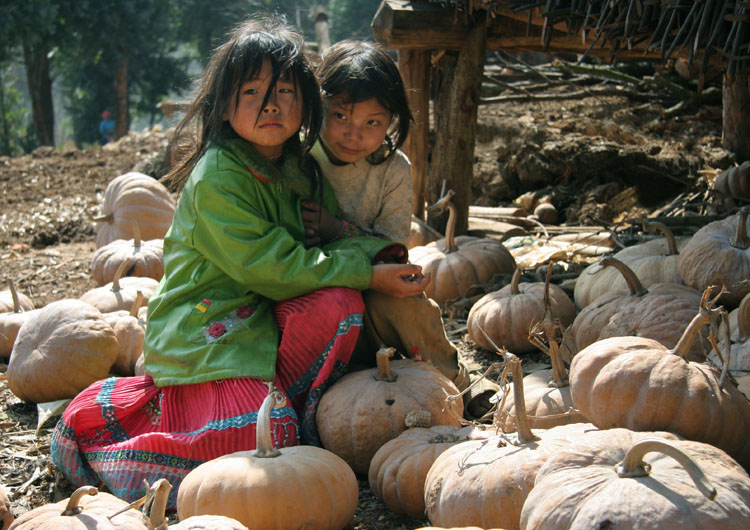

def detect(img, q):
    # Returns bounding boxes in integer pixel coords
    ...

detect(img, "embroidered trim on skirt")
[51,287,364,508]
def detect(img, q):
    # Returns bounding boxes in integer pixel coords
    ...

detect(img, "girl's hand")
[301,201,342,246]
[370,263,431,298]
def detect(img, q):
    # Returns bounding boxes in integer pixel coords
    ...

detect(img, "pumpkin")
[713,160,750,203]
[495,270,587,431]
[678,208,750,307]
[8,485,150,529]
[467,266,575,354]
[709,292,750,374]
[0,485,13,529]
[0,280,34,314]
[423,351,617,530]
[177,388,359,530]
[368,425,490,519]
[409,215,442,249]
[7,299,118,403]
[94,171,175,248]
[102,291,147,376]
[409,190,516,307]
[80,258,159,313]
[316,347,464,475]
[569,293,750,469]
[91,220,164,285]
[521,436,750,529]
[170,516,249,529]
[574,219,686,309]
[569,255,708,361]
[0,280,38,359]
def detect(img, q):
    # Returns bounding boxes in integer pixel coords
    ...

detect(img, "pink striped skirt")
[51,287,363,508]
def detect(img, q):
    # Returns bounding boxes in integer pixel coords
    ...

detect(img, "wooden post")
[398,49,430,220]
[427,14,486,235]
[723,72,750,162]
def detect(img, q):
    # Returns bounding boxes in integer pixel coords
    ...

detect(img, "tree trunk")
[114,51,129,140]
[398,49,430,219]
[22,39,54,146]
[427,15,487,235]
[314,6,332,55]
[723,71,750,162]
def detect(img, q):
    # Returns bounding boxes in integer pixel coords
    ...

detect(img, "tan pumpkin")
[709,292,750,374]
[0,485,13,529]
[408,191,516,307]
[94,171,175,248]
[569,294,750,469]
[80,258,159,313]
[368,424,490,519]
[574,220,687,309]
[495,275,587,431]
[7,299,118,403]
[678,208,750,307]
[177,389,358,530]
[468,266,575,354]
[423,351,625,530]
[8,485,150,529]
[713,160,750,202]
[0,280,34,314]
[91,220,164,285]
[570,256,708,361]
[0,280,38,359]
[316,347,464,475]
[102,291,147,376]
[409,215,442,249]
[521,436,750,529]
[171,516,249,529]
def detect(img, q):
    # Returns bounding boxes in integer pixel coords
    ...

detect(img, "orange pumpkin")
[94,171,175,248]
[409,215,442,249]
[409,191,516,307]
[713,160,750,202]
[521,436,750,529]
[0,280,38,359]
[102,291,147,376]
[569,293,750,469]
[316,347,464,475]
[80,258,159,313]
[0,279,34,314]
[91,221,164,285]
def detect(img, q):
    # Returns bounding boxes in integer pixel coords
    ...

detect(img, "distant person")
[99,110,115,144]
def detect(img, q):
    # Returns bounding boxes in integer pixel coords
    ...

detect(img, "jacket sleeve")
[188,172,377,301]
[370,152,412,246]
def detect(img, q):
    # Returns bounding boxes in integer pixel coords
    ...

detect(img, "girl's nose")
[263,94,279,113]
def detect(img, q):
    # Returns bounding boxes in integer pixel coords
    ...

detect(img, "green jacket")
[143,134,399,386]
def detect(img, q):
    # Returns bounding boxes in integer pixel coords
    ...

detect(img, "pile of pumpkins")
[2,171,750,530]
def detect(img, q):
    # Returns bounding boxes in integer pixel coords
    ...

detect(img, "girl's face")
[320,95,392,164]
[223,60,303,161]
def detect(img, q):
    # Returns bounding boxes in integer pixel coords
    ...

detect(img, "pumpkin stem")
[599,256,648,297]
[730,208,750,250]
[144,478,172,530]
[111,257,132,293]
[254,385,285,458]
[130,290,144,317]
[642,219,678,255]
[91,213,114,224]
[426,188,457,253]
[506,352,538,444]
[668,287,716,359]
[375,347,398,382]
[7,279,23,314]
[616,438,717,500]
[510,267,522,295]
[131,220,142,250]
[528,264,568,386]
[738,293,750,341]
[61,486,98,516]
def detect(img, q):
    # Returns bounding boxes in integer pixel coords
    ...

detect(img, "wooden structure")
[372,0,749,235]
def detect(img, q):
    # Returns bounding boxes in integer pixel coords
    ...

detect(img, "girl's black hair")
[163,17,322,193]
[316,40,413,164]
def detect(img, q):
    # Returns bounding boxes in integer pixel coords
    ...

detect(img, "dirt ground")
[0,59,739,528]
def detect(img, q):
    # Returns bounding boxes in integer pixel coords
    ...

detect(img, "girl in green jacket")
[51,17,428,509]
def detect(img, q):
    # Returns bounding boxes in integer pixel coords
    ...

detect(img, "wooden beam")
[372,0,665,59]
[398,49,430,220]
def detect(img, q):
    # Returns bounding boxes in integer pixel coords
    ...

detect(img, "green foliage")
[0,66,33,156]
[328,0,382,42]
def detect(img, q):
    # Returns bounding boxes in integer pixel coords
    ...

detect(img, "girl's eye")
[368,120,382,126]
[243,88,258,95]
[279,87,294,94]
[334,112,346,120]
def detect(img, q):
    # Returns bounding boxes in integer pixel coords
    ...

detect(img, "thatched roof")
[414,0,750,76]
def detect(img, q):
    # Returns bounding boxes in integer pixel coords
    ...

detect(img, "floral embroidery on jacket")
[201,305,255,343]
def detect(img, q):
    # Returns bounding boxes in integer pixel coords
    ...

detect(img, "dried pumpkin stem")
[375,347,398,382]
[145,478,172,530]
[506,352,538,444]
[255,389,282,458]
[668,310,711,360]
[111,257,132,293]
[130,290,144,317]
[599,256,648,297]
[738,294,750,342]
[426,188,457,253]
[730,208,750,250]
[91,213,114,224]
[616,438,717,500]
[642,219,678,255]
[542,263,567,385]
[509,267,522,295]
[7,279,22,314]
[131,220,142,249]
[61,486,98,516]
